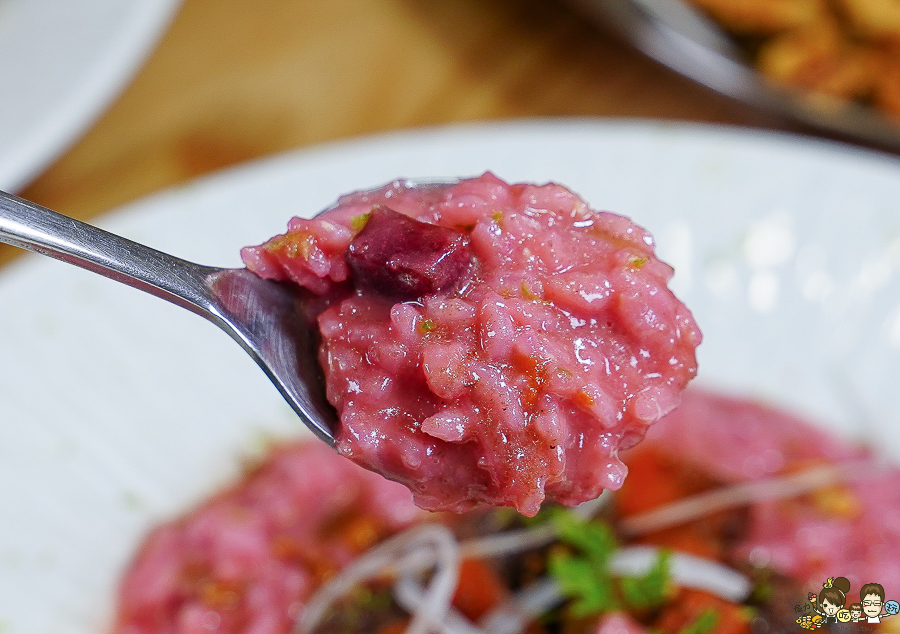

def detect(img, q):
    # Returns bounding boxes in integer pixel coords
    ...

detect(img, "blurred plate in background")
[570,0,900,150]
[0,120,899,632]
[0,0,182,192]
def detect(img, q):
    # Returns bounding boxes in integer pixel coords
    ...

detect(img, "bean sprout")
[478,547,751,634]
[394,572,488,634]
[296,487,757,634]
[610,547,751,602]
[295,523,460,634]
[478,577,564,634]
[619,458,881,537]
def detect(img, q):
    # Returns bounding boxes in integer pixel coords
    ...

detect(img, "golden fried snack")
[875,49,900,118]
[757,20,881,100]
[686,0,827,34]
[834,0,900,44]
[685,0,900,123]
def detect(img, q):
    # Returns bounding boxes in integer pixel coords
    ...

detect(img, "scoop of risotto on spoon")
[241,173,701,516]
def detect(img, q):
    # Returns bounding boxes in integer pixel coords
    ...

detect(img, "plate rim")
[101,117,900,220]
[0,0,183,192]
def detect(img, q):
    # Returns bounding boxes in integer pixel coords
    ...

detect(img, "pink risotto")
[115,443,419,634]
[115,390,900,634]
[636,389,900,590]
[241,173,701,516]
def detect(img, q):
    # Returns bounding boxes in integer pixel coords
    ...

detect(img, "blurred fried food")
[757,19,881,99]
[876,50,900,116]
[685,0,900,121]
[836,0,900,43]
[688,0,827,33]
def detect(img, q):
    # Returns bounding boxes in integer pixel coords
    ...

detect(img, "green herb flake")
[321,587,394,634]
[546,510,620,615]
[543,508,674,620]
[419,318,436,333]
[120,490,143,510]
[550,510,617,569]
[748,567,775,604]
[549,551,620,616]
[677,609,718,634]
[521,280,540,301]
[492,210,504,226]
[619,549,671,609]
[267,231,315,260]
[351,212,372,232]
[629,256,649,270]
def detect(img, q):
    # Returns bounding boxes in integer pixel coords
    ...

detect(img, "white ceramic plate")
[0,0,182,192]
[1,120,899,633]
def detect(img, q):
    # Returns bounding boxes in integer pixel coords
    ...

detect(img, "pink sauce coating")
[241,173,701,516]
[641,388,900,591]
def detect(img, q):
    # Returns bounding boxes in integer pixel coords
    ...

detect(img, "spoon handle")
[0,190,218,315]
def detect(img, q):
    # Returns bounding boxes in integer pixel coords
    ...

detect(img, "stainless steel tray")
[569,0,900,151]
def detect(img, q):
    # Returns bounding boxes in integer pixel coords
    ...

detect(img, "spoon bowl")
[0,190,337,446]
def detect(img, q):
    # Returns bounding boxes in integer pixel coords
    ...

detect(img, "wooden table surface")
[8,0,805,266]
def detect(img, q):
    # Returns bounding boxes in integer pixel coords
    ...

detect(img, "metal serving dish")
[568,0,900,151]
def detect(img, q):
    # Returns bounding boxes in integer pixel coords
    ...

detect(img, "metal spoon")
[0,189,337,446]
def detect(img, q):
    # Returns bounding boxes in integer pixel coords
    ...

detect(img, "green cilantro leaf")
[549,551,619,616]
[678,609,718,634]
[551,510,617,569]
[544,508,673,619]
[619,549,671,609]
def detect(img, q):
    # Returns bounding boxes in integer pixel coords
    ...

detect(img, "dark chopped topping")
[346,205,476,300]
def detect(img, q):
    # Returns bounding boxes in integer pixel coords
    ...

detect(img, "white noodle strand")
[572,493,612,518]
[294,523,460,634]
[479,547,751,633]
[394,572,488,634]
[479,577,563,634]
[609,547,751,602]
[400,525,461,634]
[295,481,760,634]
[460,524,556,559]
[620,459,880,536]
[460,492,610,560]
